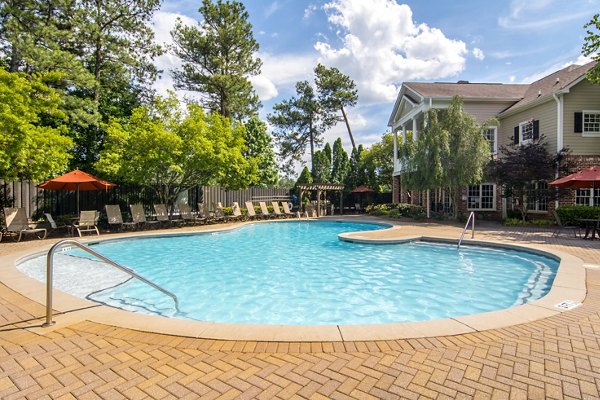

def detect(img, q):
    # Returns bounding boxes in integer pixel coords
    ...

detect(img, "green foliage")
[583,14,600,85]
[0,68,72,181]
[359,133,394,192]
[556,206,600,225]
[365,203,426,219]
[296,166,313,185]
[244,116,279,187]
[96,93,258,206]
[331,138,349,184]
[314,63,358,149]
[312,150,331,183]
[170,0,261,119]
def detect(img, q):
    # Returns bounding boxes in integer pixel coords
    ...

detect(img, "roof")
[296,183,344,191]
[500,61,596,114]
[404,82,528,100]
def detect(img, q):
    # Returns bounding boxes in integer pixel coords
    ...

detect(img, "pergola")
[296,183,345,217]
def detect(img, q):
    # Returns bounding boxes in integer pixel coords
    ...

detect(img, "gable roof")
[404,82,528,100]
[500,61,596,115]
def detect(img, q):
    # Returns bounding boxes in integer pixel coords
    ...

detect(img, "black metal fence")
[1,180,291,218]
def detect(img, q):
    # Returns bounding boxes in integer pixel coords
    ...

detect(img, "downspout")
[553,93,563,210]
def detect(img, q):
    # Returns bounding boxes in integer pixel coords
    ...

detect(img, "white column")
[412,118,418,141]
[401,125,406,143]
[393,128,399,172]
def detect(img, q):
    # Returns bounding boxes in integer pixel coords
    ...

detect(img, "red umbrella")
[549,166,600,189]
[351,185,374,193]
[38,169,116,214]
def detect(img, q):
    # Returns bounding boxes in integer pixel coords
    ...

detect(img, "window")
[575,188,600,206]
[520,120,534,143]
[468,184,496,210]
[484,126,497,156]
[584,111,600,135]
[525,181,548,212]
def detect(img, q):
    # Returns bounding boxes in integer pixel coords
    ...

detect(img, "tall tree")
[331,137,349,184]
[96,93,259,206]
[360,133,395,192]
[311,149,331,183]
[0,68,72,181]
[583,13,600,84]
[314,63,358,150]
[243,116,279,187]
[268,81,336,173]
[170,0,261,120]
[344,144,365,191]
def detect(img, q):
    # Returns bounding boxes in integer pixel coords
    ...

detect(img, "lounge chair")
[45,213,72,236]
[271,201,287,218]
[130,204,160,229]
[552,210,581,238]
[212,202,226,222]
[197,202,216,223]
[154,204,180,227]
[244,201,259,219]
[281,202,299,218]
[259,201,273,219]
[73,210,100,236]
[226,202,244,221]
[178,203,205,225]
[105,205,136,231]
[2,207,47,242]
[305,204,318,218]
[355,203,362,213]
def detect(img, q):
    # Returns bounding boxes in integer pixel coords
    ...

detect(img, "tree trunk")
[309,120,315,170]
[340,106,356,150]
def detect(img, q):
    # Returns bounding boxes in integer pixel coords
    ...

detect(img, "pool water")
[18,221,559,325]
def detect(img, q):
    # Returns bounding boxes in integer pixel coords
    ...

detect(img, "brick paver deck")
[2,219,600,399]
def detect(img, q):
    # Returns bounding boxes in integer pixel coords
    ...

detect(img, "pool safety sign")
[554,300,582,310]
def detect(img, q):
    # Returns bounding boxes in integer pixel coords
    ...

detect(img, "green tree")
[360,133,394,192]
[314,63,358,150]
[296,166,313,185]
[311,149,331,183]
[583,14,600,84]
[96,93,258,207]
[331,138,349,184]
[0,68,72,181]
[268,81,335,173]
[344,144,365,191]
[170,0,261,119]
[244,116,279,187]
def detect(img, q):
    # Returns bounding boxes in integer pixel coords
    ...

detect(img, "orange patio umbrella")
[37,169,116,214]
[549,166,600,206]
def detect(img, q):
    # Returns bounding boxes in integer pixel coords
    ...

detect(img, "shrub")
[556,206,600,225]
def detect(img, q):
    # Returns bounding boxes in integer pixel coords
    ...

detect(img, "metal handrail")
[457,211,475,249]
[43,239,179,327]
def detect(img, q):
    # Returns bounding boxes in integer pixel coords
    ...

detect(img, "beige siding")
[563,79,600,155]
[462,101,514,124]
[498,100,557,153]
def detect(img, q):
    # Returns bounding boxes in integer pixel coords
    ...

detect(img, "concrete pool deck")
[2,217,600,398]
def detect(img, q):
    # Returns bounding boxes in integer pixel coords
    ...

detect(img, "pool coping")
[0,218,587,342]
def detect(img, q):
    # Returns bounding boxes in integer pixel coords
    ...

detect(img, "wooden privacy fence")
[1,180,291,218]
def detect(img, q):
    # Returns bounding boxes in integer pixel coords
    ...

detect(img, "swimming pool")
[17,221,559,325]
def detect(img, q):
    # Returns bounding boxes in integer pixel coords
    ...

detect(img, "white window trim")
[525,181,548,213]
[485,126,498,156]
[575,188,600,206]
[467,183,497,211]
[582,110,600,137]
[519,120,534,144]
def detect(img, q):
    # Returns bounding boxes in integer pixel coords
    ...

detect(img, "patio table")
[578,218,600,239]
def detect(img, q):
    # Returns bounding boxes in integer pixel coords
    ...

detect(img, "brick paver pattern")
[2,221,600,399]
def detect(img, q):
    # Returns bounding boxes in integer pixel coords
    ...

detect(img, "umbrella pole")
[77,183,80,216]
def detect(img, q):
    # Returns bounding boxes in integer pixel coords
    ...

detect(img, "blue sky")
[153,0,598,165]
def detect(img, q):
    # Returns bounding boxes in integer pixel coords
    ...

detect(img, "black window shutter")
[513,126,519,144]
[533,120,540,140]
[574,112,583,133]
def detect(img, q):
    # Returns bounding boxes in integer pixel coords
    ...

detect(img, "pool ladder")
[43,239,180,327]
[457,211,475,250]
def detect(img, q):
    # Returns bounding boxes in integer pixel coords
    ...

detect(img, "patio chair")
[44,213,72,236]
[154,204,180,227]
[197,202,217,224]
[130,204,160,229]
[178,203,205,225]
[105,205,136,231]
[244,201,259,220]
[305,204,318,218]
[226,202,244,221]
[259,201,273,219]
[271,201,287,218]
[212,202,226,222]
[281,202,299,218]
[2,207,47,242]
[73,210,100,236]
[552,210,581,238]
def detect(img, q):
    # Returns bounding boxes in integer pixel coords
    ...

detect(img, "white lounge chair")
[258,201,273,219]
[281,202,299,218]
[73,210,100,236]
[178,203,205,225]
[2,207,47,242]
[226,202,244,221]
[244,201,258,219]
[271,201,287,218]
[105,205,136,231]
[45,213,72,236]
[154,204,180,227]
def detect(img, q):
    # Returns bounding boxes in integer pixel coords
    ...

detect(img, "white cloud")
[265,1,281,18]
[498,0,591,29]
[315,0,468,104]
[258,51,317,88]
[521,55,594,83]
[304,3,317,19]
[472,48,485,61]
[249,75,278,101]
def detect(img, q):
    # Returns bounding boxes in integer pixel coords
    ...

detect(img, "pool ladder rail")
[457,211,475,250]
[43,239,180,327]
